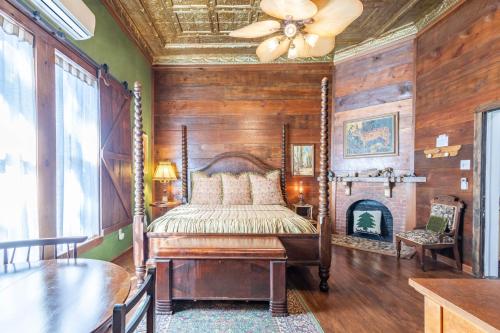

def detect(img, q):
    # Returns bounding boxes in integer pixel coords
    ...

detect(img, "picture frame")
[343,113,398,158]
[291,144,315,177]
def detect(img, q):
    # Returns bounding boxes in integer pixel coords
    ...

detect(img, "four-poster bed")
[131,78,332,291]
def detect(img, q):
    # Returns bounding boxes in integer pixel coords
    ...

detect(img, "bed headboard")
[181,125,288,204]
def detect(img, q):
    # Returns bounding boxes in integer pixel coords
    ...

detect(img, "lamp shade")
[153,162,177,181]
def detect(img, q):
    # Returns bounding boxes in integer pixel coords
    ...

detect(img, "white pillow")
[353,210,382,235]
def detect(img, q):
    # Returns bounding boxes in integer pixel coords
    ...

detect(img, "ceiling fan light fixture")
[288,44,298,59]
[284,23,298,38]
[231,0,363,62]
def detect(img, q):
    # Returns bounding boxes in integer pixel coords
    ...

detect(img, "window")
[0,14,38,243]
[55,51,100,240]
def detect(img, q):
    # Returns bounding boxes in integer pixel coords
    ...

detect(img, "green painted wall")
[19,0,153,261]
[76,0,153,261]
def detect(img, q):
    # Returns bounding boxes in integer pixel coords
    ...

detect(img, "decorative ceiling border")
[333,0,462,64]
[153,53,333,65]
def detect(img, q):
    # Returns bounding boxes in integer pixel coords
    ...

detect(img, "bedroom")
[0,0,499,332]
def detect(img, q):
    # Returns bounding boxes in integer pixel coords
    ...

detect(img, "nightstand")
[150,201,181,220]
[292,203,313,219]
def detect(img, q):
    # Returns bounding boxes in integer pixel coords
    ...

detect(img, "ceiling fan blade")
[292,35,335,58]
[260,0,318,20]
[256,36,291,62]
[305,0,363,37]
[308,36,335,57]
[229,20,281,38]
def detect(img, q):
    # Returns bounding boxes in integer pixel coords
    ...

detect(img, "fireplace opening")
[347,200,393,242]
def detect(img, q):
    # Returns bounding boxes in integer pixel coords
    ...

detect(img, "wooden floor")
[113,245,467,333]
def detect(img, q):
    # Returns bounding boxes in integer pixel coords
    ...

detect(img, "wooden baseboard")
[111,246,132,262]
[425,251,473,275]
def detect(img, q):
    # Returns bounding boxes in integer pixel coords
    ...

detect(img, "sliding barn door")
[100,77,132,234]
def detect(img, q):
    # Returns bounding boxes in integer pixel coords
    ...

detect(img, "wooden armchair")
[395,195,464,271]
[113,267,156,333]
[0,236,88,264]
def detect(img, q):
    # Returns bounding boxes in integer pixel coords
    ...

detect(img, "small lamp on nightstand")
[153,161,177,203]
[298,181,305,205]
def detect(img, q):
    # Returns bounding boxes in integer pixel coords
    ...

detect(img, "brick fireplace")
[333,180,423,243]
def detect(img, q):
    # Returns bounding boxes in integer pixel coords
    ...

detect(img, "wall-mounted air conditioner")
[30,0,95,40]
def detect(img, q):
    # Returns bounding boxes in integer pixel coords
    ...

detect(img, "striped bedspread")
[147,204,317,234]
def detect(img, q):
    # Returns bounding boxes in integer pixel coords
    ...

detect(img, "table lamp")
[298,181,305,205]
[153,161,177,203]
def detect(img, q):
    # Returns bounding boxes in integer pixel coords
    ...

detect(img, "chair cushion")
[396,230,454,245]
[426,215,448,233]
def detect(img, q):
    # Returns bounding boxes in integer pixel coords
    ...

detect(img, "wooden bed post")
[181,125,188,203]
[133,81,147,285]
[318,77,331,292]
[281,124,288,203]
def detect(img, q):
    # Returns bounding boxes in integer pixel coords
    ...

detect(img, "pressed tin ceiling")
[102,0,462,65]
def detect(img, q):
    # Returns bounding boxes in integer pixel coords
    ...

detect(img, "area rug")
[332,234,416,259]
[136,289,323,333]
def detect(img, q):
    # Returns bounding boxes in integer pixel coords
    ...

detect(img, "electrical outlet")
[118,228,125,240]
[460,178,468,191]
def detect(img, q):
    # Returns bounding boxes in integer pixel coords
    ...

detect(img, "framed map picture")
[343,113,398,158]
[292,144,314,177]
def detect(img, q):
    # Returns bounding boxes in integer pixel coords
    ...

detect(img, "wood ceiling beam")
[373,0,421,38]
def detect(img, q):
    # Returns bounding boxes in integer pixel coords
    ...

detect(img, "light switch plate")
[460,160,471,170]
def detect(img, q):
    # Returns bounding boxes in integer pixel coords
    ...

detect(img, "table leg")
[425,297,443,333]
[156,259,173,314]
[270,260,288,317]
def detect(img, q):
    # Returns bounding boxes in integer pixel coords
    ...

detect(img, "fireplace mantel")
[332,176,426,198]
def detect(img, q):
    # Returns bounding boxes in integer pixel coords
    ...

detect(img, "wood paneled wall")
[415,0,500,266]
[153,64,333,215]
[333,40,415,175]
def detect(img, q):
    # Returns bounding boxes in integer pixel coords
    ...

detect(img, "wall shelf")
[332,176,427,198]
[424,145,461,158]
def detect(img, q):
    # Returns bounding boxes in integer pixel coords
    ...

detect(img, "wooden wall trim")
[472,112,486,277]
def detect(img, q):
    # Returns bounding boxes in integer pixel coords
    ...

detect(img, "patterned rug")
[136,289,323,333]
[332,234,416,259]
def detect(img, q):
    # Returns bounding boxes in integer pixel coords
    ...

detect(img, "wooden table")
[151,235,288,317]
[0,259,131,333]
[410,278,500,333]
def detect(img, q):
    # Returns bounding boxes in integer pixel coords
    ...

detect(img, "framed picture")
[343,113,398,158]
[291,144,315,177]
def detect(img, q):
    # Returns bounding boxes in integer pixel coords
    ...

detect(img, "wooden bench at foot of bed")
[147,232,319,266]
[152,235,288,317]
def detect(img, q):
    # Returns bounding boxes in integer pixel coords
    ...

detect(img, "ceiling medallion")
[229,0,363,62]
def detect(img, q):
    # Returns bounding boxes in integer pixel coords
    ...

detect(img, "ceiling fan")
[229,0,363,62]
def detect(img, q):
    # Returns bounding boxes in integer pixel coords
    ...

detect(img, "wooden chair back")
[112,267,156,333]
[429,195,464,240]
[0,236,88,264]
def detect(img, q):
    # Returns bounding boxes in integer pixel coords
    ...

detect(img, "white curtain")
[0,15,38,243]
[55,51,99,240]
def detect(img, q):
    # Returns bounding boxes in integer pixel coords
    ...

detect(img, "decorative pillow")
[190,172,222,205]
[353,210,382,235]
[248,170,285,205]
[221,173,252,205]
[426,215,448,233]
